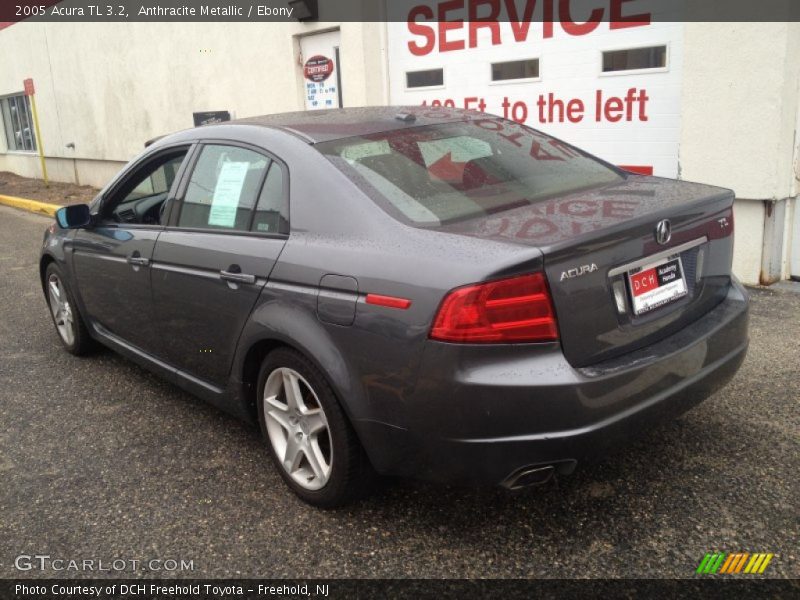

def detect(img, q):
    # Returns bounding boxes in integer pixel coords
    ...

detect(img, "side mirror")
[55,204,92,229]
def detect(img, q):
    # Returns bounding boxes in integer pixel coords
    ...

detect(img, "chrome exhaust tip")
[501,465,555,490]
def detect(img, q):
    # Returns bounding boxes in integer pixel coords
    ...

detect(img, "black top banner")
[2,0,800,24]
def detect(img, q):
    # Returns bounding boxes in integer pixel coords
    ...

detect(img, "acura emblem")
[655,219,671,245]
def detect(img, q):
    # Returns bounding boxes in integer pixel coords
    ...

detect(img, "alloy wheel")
[47,273,75,346]
[263,367,333,490]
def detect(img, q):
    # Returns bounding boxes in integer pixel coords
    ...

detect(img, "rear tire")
[257,348,374,508]
[44,262,95,356]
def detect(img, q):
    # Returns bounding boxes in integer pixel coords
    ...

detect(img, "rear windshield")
[315,119,623,226]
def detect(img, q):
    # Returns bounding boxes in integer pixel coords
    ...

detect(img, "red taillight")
[430,273,558,343]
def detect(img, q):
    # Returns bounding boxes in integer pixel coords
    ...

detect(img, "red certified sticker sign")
[23,78,35,96]
[303,55,334,82]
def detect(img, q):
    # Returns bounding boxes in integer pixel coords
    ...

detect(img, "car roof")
[226,106,484,144]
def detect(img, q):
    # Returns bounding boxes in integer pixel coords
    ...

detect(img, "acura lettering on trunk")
[40,107,749,506]
[560,264,598,280]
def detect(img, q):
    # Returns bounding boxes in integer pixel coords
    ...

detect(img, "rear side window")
[316,120,622,226]
[251,162,288,234]
[178,145,269,231]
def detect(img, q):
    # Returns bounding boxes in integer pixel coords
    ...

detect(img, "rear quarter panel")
[228,134,546,467]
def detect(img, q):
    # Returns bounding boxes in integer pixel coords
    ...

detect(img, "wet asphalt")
[0,204,797,579]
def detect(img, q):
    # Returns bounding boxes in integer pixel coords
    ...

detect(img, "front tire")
[44,262,94,356]
[257,348,373,507]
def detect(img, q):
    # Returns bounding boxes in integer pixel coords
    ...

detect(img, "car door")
[151,142,289,386]
[71,145,191,353]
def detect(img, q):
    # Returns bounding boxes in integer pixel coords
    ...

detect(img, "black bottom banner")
[1,579,796,600]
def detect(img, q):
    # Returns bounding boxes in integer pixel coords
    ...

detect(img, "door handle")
[220,270,256,285]
[127,256,150,267]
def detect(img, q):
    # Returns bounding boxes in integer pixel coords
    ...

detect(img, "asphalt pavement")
[0,204,797,579]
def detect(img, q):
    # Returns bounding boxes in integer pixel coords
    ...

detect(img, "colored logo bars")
[696,552,774,575]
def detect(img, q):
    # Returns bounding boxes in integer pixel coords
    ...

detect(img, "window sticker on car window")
[208,161,249,227]
[342,140,390,162]
[418,136,492,166]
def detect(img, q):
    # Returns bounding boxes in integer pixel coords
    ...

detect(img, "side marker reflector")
[365,293,411,310]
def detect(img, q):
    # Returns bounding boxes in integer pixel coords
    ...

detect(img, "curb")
[0,194,61,217]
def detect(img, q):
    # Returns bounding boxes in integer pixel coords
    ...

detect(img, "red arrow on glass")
[428,152,466,181]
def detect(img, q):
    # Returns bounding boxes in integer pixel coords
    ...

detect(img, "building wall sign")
[387,1,683,177]
[193,111,231,127]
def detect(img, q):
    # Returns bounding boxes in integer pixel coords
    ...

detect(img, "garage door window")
[602,46,667,73]
[491,59,540,82]
[1,94,37,152]
[406,69,444,89]
[178,145,270,231]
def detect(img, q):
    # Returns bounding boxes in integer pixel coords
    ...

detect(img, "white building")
[1,13,798,285]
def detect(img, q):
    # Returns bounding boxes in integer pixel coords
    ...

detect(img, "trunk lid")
[440,175,735,367]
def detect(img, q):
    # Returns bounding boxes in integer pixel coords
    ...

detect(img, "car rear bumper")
[359,279,749,486]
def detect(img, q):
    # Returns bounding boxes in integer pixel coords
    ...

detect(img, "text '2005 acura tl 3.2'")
[41,107,748,506]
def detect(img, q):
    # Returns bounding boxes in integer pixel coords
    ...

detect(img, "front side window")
[1,94,37,152]
[316,120,622,226]
[178,145,270,231]
[104,150,188,225]
[124,155,184,202]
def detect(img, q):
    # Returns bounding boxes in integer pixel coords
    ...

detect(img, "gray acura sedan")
[41,107,749,506]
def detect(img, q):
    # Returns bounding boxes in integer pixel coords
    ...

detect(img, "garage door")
[387,3,683,177]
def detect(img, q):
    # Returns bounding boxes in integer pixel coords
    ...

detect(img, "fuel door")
[317,274,358,326]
